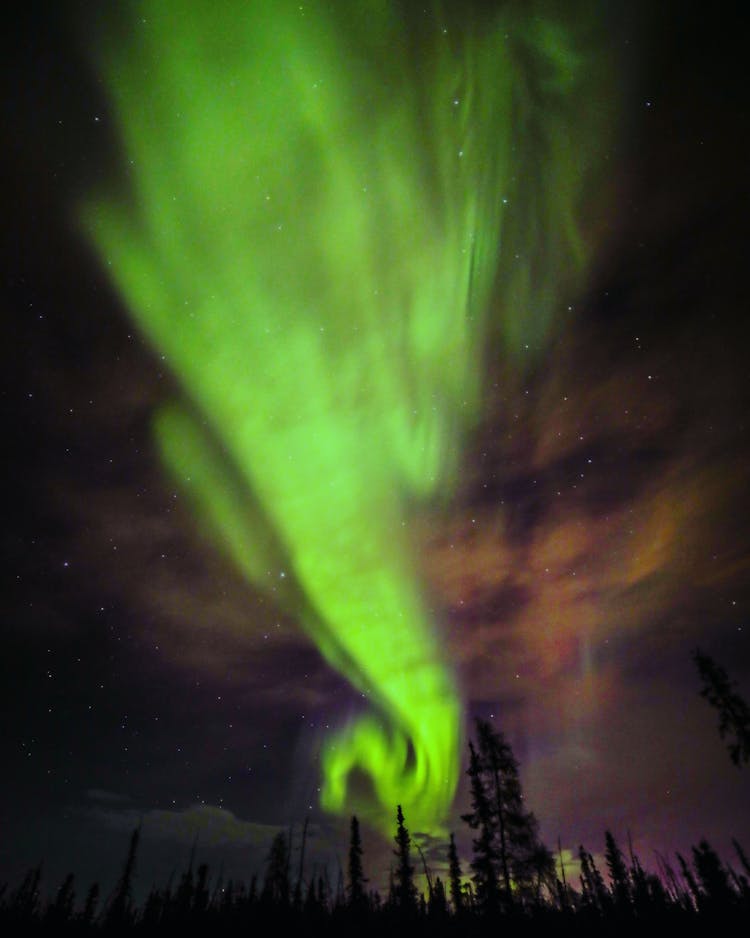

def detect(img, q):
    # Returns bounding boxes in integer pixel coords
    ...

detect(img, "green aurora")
[82,0,612,835]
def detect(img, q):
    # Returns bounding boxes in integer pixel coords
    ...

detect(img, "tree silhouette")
[462,739,502,911]
[392,805,417,915]
[693,648,750,766]
[347,815,367,911]
[630,839,668,916]
[261,831,290,907]
[344,818,363,910]
[45,873,75,927]
[604,831,631,912]
[2,823,750,929]
[692,839,736,911]
[579,845,609,913]
[174,838,197,919]
[194,863,209,917]
[428,876,448,917]
[462,718,549,908]
[80,881,99,927]
[9,865,42,921]
[447,832,464,914]
[677,852,701,911]
[526,840,556,904]
[105,825,140,927]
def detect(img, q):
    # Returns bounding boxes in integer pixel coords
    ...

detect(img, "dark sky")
[2,0,749,900]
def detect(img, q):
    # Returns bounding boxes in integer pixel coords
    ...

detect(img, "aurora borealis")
[2,0,749,900]
[80,0,610,834]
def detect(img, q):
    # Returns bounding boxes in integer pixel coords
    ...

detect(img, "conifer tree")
[11,864,43,920]
[527,840,555,904]
[429,876,448,917]
[693,648,750,766]
[106,825,140,926]
[317,869,332,911]
[261,831,290,906]
[604,831,631,911]
[347,815,367,910]
[579,845,608,913]
[692,839,735,910]
[175,846,195,918]
[194,863,209,916]
[80,881,100,927]
[462,740,501,911]
[554,836,572,910]
[46,873,75,926]
[393,805,417,915]
[447,833,464,914]
[677,853,701,911]
[462,718,549,908]
[304,876,318,915]
[631,844,661,915]
[248,873,258,905]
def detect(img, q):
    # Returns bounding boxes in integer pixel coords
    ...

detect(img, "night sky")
[2,0,748,899]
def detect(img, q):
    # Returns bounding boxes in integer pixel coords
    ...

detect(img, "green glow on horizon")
[82,0,609,834]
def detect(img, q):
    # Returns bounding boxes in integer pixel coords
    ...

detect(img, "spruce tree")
[527,840,555,904]
[579,845,608,913]
[347,815,367,910]
[46,873,75,926]
[447,833,464,914]
[462,740,501,911]
[677,852,702,911]
[693,648,750,766]
[604,831,631,912]
[106,826,140,927]
[393,805,417,915]
[194,863,209,916]
[462,718,549,908]
[429,876,448,917]
[692,839,735,910]
[261,831,290,906]
[80,882,100,927]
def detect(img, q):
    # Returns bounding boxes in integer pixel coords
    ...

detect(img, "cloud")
[85,799,283,849]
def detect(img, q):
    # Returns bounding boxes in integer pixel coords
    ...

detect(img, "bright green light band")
[82,0,609,834]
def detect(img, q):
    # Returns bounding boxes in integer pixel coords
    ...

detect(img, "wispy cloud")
[85,799,283,849]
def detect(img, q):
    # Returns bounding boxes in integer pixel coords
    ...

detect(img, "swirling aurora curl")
[82,0,612,834]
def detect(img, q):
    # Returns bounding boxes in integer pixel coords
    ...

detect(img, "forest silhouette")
[3,656,749,934]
